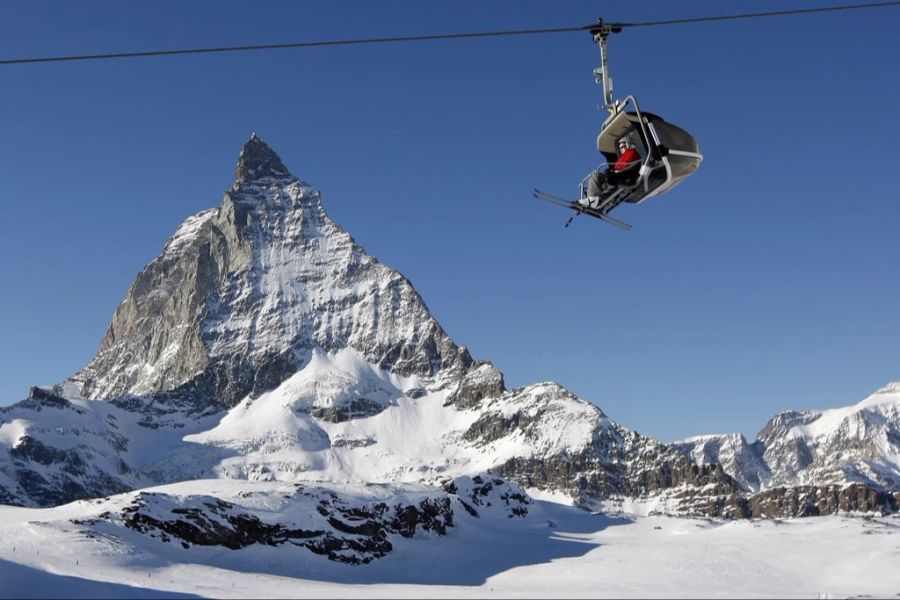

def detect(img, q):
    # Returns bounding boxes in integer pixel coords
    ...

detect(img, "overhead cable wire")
[618,1,900,29]
[0,26,587,66]
[1,1,898,66]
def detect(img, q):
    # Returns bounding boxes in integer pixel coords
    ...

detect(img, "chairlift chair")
[587,96,703,209]
[534,20,704,230]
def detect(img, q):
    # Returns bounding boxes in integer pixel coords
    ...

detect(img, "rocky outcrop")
[119,490,455,564]
[441,475,533,519]
[111,478,510,564]
[446,362,505,410]
[309,398,390,423]
[21,387,73,411]
[11,462,131,508]
[493,445,744,509]
[745,484,897,518]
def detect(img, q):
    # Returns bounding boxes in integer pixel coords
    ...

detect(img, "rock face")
[68,135,471,410]
[744,484,897,518]
[671,433,770,493]
[1,136,898,522]
[119,487,454,564]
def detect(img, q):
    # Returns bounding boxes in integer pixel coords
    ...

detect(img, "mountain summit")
[235,133,290,182]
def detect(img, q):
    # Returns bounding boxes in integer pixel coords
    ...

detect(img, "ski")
[533,189,633,231]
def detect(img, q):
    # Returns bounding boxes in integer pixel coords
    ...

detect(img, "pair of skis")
[533,188,632,231]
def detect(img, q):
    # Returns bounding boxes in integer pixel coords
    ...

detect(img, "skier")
[582,136,642,208]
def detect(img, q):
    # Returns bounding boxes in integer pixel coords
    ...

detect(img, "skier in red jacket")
[583,137,642,208]
[613,139,641,175]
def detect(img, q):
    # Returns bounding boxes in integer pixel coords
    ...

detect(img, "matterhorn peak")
[234,133,290,183]
[65,137,472,409]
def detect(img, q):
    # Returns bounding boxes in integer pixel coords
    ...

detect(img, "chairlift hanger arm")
[586,19,630,114]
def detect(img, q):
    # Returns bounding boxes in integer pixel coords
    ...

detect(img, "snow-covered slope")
[0,135,897,521]
[0,347,739,513]
[0,482,897,598]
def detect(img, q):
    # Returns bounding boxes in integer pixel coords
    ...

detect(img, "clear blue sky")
[1,1,898,442]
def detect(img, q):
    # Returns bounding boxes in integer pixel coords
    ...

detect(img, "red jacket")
[613,148,641,172]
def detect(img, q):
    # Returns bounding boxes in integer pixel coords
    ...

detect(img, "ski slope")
[0,480,897,598]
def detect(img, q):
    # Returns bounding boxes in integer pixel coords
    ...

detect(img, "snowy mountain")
[674,383,900,503]
[1,135,897,526]
[68,134,470,409]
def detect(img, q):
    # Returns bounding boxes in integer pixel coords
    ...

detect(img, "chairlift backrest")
[597,103,655,164]
[596,110,635,159]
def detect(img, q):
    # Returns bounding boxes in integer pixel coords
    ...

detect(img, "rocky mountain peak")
[234,133,290,183]
[67,138,472,409]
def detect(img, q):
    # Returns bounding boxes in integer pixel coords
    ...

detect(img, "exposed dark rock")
[12,467,130,508]
[124,497,324,550]
[634,459,738,496]
[441,475,532,519]
[463,410,547,446]
[0,485,21,506]
[118,489,454,564]
[310,398,389,423]
[26,387,72,410]
[446,362,505,409]
[235,134,290,182]
[493,446,743,512]
[389,498,453,537]
[9,436,70,466]
[2,388,81,416]
[745,484,897,518]
[332,437,375,449]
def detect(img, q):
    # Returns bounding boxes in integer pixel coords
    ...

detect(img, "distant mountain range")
[2,136,897,540]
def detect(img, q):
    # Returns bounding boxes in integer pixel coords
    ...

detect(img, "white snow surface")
[0,479,897,599]
[181,349,600,485]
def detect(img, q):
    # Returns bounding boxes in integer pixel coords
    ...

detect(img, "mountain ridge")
[674,382,900,494]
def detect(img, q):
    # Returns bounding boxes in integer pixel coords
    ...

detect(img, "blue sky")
[1,1,898,442]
